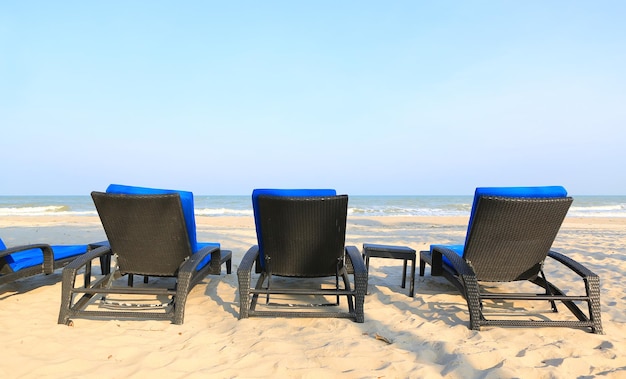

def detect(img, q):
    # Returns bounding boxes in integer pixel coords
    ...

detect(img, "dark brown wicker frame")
[419,196,603,334]
[58,192,231,325]
[1,244,86,286]
[237,195,367,322]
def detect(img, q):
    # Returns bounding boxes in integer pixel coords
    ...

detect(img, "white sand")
[1,215,625,378]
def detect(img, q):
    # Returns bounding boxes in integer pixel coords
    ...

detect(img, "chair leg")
[58,265,78,325]
[353,271,366,323]
[237,268,252,320]
[335,273,341,306]
[586,275,604,334]
[251,272,267,312]
[539,270,558,312]
[173,274,193,325]
[265,272,272,304]
[461,274,483,330]
[264,257,272,304]
[335,259,343,305]
[341,269,354,313]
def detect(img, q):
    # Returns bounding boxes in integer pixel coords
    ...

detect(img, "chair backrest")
[252,189,336,270]
[256,194,348,277]
[463,186,572,281]
[91,191,193,277]
[106,184,199,253]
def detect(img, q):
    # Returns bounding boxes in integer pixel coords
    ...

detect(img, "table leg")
[365,253,370,295]
[402,259,407,288]
[410,258,415,297]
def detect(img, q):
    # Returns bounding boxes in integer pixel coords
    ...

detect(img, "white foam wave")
[571,204,625,212]
[348,206,468,217]
[195,208,254,217]
[568,204,626,217]
[0,206,97,217]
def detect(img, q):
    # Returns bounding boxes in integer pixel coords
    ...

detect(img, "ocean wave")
[0,206,97,217]
[568,204,626,217]
[570,204,625,212]
[195,208,254,217]
[348,207,468,217]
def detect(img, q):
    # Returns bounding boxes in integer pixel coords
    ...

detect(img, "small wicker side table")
[362,243,416,297]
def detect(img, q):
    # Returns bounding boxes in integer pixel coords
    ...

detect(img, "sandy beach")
[1,215,625,378]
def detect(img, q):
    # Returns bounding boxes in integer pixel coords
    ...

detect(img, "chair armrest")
[548,250,598,278]
[63,245,112,271]
[179,244,220,274]
[345,245,367,275]
[1,244,54,274]
[430,245,476,276]
[0,243,53,257]
[238,245,260,275]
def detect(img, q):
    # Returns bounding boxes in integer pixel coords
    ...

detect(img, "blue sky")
[2,1,625,195]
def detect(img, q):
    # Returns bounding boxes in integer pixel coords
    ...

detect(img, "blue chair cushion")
[3,244,87,272]
[0,238,6,250]
[430,244,464,268]
[106,184,199,254]
[251,189,337,267]
[196,242,221,272]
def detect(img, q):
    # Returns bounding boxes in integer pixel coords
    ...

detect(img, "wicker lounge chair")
[419,186,603,333]
[237,189,367,322]
[1,237,88,287]
[58,185,231,325]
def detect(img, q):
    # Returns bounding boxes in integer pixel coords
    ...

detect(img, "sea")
[1,195,625,218]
